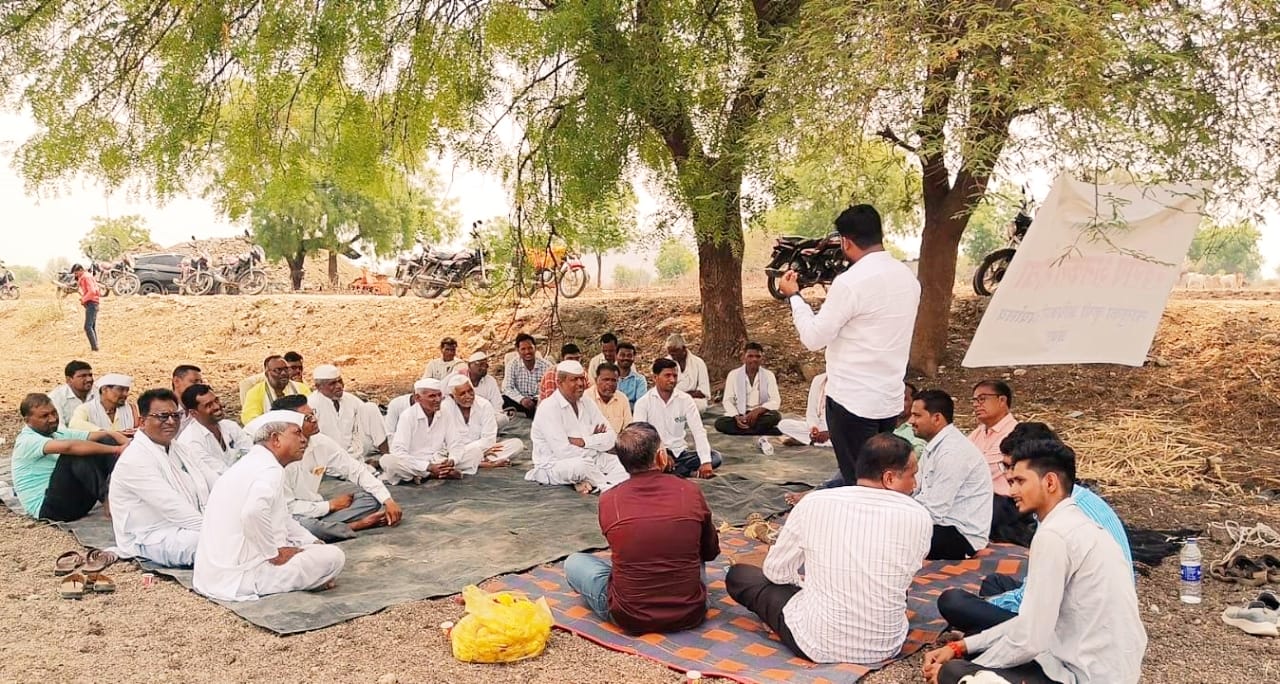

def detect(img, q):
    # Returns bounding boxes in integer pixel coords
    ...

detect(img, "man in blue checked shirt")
[936,422,1134,635]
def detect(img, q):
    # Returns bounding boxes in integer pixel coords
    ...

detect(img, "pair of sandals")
[54,549,118,599]
[1209,553,1280,586]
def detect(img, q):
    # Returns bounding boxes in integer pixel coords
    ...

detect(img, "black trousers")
[724,564,810,660]
[990,494,1037,547]
[936,588,1018,635]
[713,410,782,436]
[669,449,723,477]
[928,525,977,561]
[939,659,1057,684]
[38,454,115,522]
[83,301,100,351]
[501,395,536,418]
[825,398,897,486]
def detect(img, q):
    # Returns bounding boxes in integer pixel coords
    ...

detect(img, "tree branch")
[878,127,918,154]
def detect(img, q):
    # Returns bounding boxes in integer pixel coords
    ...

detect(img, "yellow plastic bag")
[450,585,554,663]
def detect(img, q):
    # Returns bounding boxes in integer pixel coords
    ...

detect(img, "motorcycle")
[98,253,140,296]
[390,241,453,298]
[412,231,492,299]
[210,245,269,295]
[176,251,216,295]
[972,201,1033,297]
[0,265,18,300]
[53,258,117,297]
[764,232,848,300]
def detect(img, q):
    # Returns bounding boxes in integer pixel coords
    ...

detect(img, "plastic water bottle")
[1179,538,1202,604]
[757,436,774,456]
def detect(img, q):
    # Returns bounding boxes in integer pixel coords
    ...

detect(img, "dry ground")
[0,284,1277,683]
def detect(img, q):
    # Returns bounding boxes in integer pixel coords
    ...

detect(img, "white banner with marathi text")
[962,175,1206,368]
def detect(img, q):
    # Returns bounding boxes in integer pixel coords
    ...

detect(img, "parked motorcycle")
[972,201,1033,297]
[0,264,18,300]
[210,245,268,295]
[53,259,117,297]
[764,232,848,300]
[391,242,453,298]
[412,232,492,298]
[98,253,140,296]
[176,252,216,295]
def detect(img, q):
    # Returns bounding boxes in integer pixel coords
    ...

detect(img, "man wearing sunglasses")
[109,388,221,567]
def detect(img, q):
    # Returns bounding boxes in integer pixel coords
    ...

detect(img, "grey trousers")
[294,489,382,543]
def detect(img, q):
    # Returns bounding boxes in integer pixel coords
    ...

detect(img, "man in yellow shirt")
[241,355,310,424]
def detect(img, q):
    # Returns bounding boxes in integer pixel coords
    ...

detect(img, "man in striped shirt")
[502,333,552,418]
[726,433,931,663]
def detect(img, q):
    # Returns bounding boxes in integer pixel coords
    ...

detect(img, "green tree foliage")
[1186,220,1264,278]
[569,189,638,289]
[656,239,696,282]
[612,264,653,289]
[960,186,1024,265]
[79,215,152,260]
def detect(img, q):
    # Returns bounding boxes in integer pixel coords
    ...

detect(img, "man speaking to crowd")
[778,204,920,486]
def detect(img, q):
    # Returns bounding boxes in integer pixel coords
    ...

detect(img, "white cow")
[1180,272,1210,289]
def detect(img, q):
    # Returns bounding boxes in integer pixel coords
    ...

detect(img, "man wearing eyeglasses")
[966,381,1018,498]
[109,388,221,567]
[241,355,311,425]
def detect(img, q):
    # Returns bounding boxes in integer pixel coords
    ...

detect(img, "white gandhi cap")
[414,377,442,392]
[244,409,305,437]
[556,360,585,376]
[312,364,341,381]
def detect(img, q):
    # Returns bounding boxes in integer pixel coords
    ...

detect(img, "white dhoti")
[241,545,346,598]
[356,403,388,455]
[692,398,708,413]
[458,438,525,474]
[134,528,202,568]
[378,452,432,484]
[524,452,629,492]
[777,419,832,447]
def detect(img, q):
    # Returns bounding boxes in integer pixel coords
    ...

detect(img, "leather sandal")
[85,573,116,593]
[54,551,85,576]
[82,549,118,574]
[1259,554,1280,584]
[59,573,88,599]
[1209,555,1269,586]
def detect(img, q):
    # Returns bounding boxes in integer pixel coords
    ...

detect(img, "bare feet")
[573,480,594,495]
[778,436,802,447]
[479,458,511,469]
[319,580,337,591]
[348,511,388,532]
[784,490,814,506]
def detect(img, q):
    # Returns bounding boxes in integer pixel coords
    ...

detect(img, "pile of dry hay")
[1058,410,1239,493]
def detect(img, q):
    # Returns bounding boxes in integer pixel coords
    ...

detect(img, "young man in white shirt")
[665,333,711,412]
[586,332,619,382]
[634,358,721,478]
[714,342,782,436]
[779,204,920,486]
[908,390,993,560]
[922,440,1146,684]
[175,383,250,475]
[48,360,94,427]
[726,433,931,663]
[526,360,626,494]
[423,337,466,381]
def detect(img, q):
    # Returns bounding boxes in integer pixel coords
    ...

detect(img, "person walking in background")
[71,264,101,351]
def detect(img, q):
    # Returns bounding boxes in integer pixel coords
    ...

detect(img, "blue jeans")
[672,449,723,478]
[564,553,612,620]
[83,301,99,351]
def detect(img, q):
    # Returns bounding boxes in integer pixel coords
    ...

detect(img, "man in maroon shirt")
[564,422,720,634]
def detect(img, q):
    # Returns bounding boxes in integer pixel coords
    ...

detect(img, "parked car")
[133,253,187,295]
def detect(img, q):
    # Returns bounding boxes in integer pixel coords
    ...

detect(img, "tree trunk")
[693,174,749,382]
[286,250,305,291]
[328,250,339,289]
[909,207,967,375]
[595,251,603,289]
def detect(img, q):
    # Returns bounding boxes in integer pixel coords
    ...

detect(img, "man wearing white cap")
[527,360,627,493]
[442,375,525,472]
[382,378,468,484]
[307,364,389,460]
[69,373,137,433]
[194,410,345,601]
[457,351,509,430]
[272,395,401,542]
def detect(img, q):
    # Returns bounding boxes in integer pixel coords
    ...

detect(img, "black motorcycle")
[0,265,18,300]
[764,232,849,300]
[391,241,450,298]
[212,245,268,295]
[972,203,1033,297]
[414,231,491,299]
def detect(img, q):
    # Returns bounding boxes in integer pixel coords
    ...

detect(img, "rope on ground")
[1207,519,1280,565]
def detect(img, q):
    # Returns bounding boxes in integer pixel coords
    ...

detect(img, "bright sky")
[3,111,1279,280]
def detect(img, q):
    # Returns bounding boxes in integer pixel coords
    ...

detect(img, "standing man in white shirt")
[526,360,626,494]
[714,342,782,436]
[665,333,711,412]
[423,337,466,381]
[307,364,389,460]
[176,384,250,475]
[382,378,467,484]
[110,389,220,567]
[634,358,721,478]
[907,390,993,560]
[48,360,94,427]
[726,433,931,663]
[193,410,345,602]
[779,204,920,487]
[922,440,1146,684]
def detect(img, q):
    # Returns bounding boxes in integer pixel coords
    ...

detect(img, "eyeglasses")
[302,414,317,423]
[267,366,291,375]
[147,412,184,423]
[970,394,1000,404]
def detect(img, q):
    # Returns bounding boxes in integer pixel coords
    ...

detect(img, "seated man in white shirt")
[586,332,619,381]
[526,360,626,494]
[272,395,402,542]
[423,336,466,381]
[456,351,510,429]
[381,378,468,484]
[908,390,993,560]
[69,373,137,434]
[666,333,711,412]
[778,372,831,447]
[634,358,721,479]
[110,389,221,568]
[442,375,525,471]
[713,342,782,436]
[726,433,931,663]
[48,360,94,426]
[171,364,203,433]
[176,384,251,475]
[307,364,389,461]
[922,440,1147,684]
[193,410,345,602]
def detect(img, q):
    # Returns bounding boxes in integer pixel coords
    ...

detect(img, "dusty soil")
[0,285,1277,683]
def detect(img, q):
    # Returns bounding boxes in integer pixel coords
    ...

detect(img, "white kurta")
[424,358,466,381]
[722,366,782,415]
[69,398,135,432]
[633,388,712,463]
[47,383,86,427]
[109,432,220,567]
[527,390,626,491]
[384,393,413,436]
[284,433,392,518]
[442,397,524,474]
[176,418,252,475]
[778,373,832,447]
[669,353,711,412]
[307,392,388,457]
[193,446,344,602]
[381,405,467,483]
